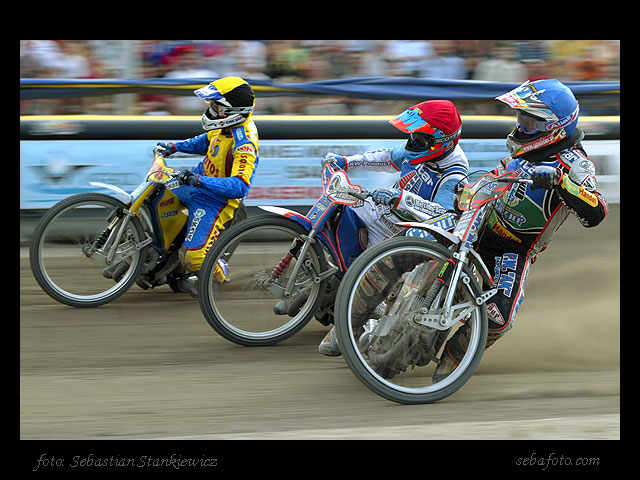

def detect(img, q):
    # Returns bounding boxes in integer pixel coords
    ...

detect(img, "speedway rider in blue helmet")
[433,79,609,381]
[318,100,469,356]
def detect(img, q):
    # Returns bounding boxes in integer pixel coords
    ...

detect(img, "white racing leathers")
[342,143,469,246]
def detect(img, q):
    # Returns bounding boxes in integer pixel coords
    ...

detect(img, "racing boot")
[433,324,471,382]
[318,326,341,357]
[433,326,502,382]
[185,274,199,298]
[212,259,229,284]
[318,255,425,357]
[193,259,229,298]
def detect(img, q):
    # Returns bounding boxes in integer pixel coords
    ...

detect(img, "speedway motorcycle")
[333,170,531,404]
[198,160,455,346]
[29,152,242,307]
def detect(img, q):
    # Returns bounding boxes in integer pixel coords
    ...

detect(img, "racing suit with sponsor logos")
[171,117,259,272]
[478,128,608,343]
[337,142,468,258]
[315,142,468,328]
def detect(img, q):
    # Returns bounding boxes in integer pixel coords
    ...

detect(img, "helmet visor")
[409,132,435,149]
[516,111,548,135]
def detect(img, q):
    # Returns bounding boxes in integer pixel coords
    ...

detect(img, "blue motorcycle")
[198,160,393,346]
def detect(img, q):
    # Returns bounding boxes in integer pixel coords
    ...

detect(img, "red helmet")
[389,100,462,164]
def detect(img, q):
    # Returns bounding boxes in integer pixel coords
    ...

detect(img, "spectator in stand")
[20,40,620,117]
[346,40,387,78]
[57,41,91,79]
[472,42,529,114]
[224,40,268,78]
[163,45,220,115]
[265,40,308,80]
[21,40,65,76]
[522,58,552,82]
[471,42,528,82]
[138,60,172,115]
[419,40,467,79]
[383,40,434,77]
[20,40,62,114]
[513,40,549,63]
[452,40,494,80]
[20,40,44,78]
[56,41,92,113]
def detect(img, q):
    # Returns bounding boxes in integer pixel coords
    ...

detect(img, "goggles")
[206,101,228,119]
[516,104,579,135]
[409,126,462,147]
[516,111,548,134]
[206,100,253,119]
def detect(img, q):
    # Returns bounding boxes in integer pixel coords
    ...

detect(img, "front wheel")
[29,193,148,307]
[198,215,328,346]
[334,237,488,404]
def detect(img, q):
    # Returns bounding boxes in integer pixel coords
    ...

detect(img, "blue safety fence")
[20,77,620,100]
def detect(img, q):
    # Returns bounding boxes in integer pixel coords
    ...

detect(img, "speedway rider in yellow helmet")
[155,77,259,290]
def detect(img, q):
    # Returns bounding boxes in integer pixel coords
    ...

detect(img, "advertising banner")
[20,138,619,210]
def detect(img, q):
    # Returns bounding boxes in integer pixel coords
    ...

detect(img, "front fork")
[82,207,151,266]
[280,229,318,298]
[414,247,497,330]
[265,229,337,300]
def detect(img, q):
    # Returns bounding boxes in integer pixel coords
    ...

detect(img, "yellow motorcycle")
[29,152,225,307]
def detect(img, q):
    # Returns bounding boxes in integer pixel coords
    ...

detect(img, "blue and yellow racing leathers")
[172,117,259,271]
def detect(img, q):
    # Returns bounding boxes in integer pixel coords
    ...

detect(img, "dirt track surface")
[20,205,620,440]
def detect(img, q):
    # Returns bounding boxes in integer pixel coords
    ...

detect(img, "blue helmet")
[496,79,580,158]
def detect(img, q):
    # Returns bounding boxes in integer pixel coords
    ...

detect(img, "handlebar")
[349,189,399,207]
[323,159,400,207]
[497,176,533,185]
[349,190,369,201]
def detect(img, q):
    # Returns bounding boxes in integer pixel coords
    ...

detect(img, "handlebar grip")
[360,190,398,207]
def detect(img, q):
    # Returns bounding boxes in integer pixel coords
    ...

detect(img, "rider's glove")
[371,188,401,207]
[530,166,563,190]
[154,142,176,157]
[177,169,199,187]
[321,153,347,170]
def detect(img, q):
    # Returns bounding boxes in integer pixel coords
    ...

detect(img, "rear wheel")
[198,215,328,346]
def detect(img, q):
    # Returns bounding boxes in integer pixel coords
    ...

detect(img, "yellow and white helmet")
[194,76,255,131]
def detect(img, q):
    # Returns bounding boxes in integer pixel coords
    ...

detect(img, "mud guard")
[257,206,312,230]
[89,181,132,205]
[257,206,350,272]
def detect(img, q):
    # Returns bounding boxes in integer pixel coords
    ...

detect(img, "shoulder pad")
[559,146,588,165]
[231,125,257,155]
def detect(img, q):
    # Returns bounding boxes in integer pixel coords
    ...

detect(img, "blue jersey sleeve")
[174,133,210,156]
[432,178,458,211]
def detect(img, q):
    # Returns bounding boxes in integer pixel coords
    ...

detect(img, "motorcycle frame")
[257,163,365,293]
[88,154,188,265]
[398,171,526,330]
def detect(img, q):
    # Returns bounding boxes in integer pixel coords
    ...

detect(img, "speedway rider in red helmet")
[318,99,469,355]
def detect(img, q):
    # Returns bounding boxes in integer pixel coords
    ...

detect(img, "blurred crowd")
[20,40,620,116]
